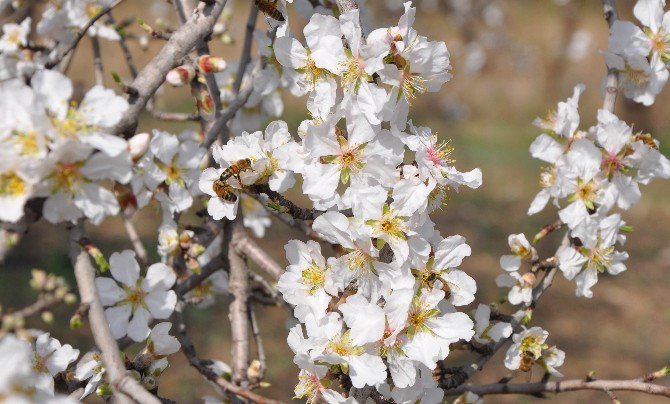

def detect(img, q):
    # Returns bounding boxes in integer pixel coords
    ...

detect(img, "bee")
[212,179,237,202]
[254,0,285,22]
[220,158,253,183]
[519,351,535,372]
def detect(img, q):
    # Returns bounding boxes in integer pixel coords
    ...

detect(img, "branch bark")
[447,377,670,398]
[234,233,284,281]
[228,224,251,385]
[602,0,620,113]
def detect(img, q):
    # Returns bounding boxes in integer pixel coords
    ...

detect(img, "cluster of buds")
[1,269,76,332]
[166,54,228,87]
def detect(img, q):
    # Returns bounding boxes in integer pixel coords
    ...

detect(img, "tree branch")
[122,214,150,268]
[233,232,283,281]
[45,0,127,68]
[174,303,282,404]
[111,0,229,136]
[447,376,670,398]
[602,0,619,113]
[228,224,251,385]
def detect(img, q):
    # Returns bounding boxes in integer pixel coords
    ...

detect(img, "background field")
[3,0,670,402]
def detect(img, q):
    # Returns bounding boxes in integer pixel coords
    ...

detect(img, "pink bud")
[195,88,214,115]
[196,55,227,74]
[166,65,196,86]
[128,132,151,158]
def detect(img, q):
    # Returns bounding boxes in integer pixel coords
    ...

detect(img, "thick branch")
[111,0,228,136]
[448,377,670,398]
[228,224,251,385]
[336,0,359,13]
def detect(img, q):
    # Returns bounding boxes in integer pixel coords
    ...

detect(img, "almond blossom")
[95,250,177,342]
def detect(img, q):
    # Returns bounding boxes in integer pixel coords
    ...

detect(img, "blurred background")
[2,0,670,402]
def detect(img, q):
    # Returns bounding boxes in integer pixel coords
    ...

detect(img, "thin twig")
[108,12,139,78]
[233,6,258,94]
[122,214,150,268]
[234,233,283,281]
[46,0,127,68]
[248,303,266,381]
[91,37,104,86]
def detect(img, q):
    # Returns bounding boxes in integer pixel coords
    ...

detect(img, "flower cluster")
[200,3,483,401]
[607,0,670,105]
[0,332,79,403]
[507,83,670,298]
[0,69,133,225]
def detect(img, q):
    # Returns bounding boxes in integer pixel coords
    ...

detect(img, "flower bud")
[188,243,206,257]
[247,359,262,380]
[142,375,157,390]
[194,88,214,115]
[138,35,149,50]
[64,293,78,305]
[196,55,227,74]
[185,256,200,273]
[96,383,112,397]
[70,313,83,329]
[213,22,225,36]
[30,269,47,290]
[128,132,151,159]
[521,272,536,287]
[41,311,54,324]
[179,230,194,249]
[166,65,196,87]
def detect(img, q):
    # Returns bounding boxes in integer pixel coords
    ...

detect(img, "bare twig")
[108,13,139,78]
[122,214,150,268]
[174,304,282,404]
[68,222,160,404]
[203,85,253,148]
[46,0,127,68]
[91,37,104,86]
[234,233,283,281]
[233,6,258,94]
[248,303,266,381]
